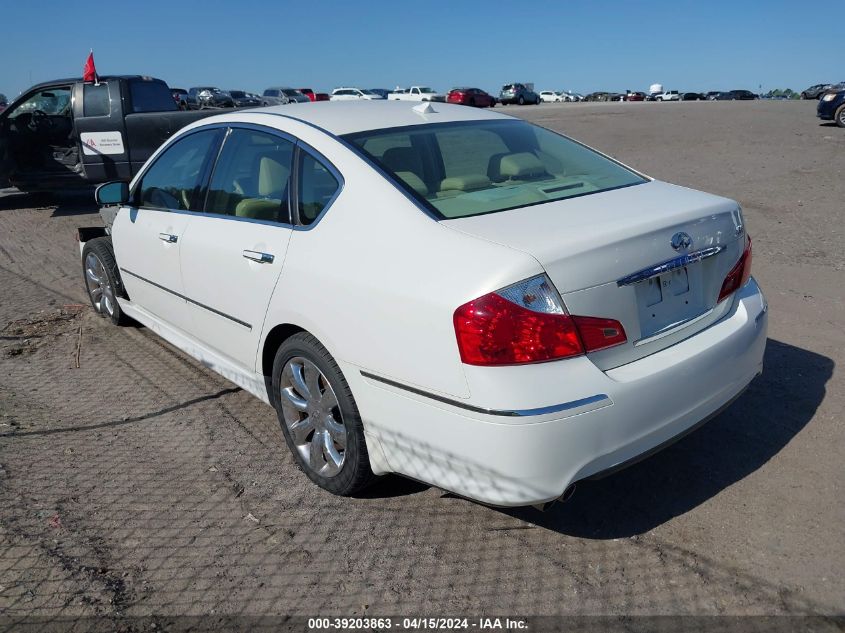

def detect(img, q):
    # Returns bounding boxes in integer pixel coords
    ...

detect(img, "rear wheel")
[271,333,375,496]
[836,105,845,128]
[82,237,128,325]
[518,95,525,105]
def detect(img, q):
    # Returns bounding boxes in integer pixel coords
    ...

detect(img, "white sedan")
[539,91,562,102]
[81,101,767,507]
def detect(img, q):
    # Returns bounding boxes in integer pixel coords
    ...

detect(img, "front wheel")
[272,333,375,496]
[518,95,525,105]
[82,237,128,325]
[836,105,845,128]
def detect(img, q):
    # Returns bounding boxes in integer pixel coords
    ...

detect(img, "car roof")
[24,76,166,91]
[194,100,515,136]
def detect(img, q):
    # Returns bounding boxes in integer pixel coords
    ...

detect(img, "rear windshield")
[343,120,647,219]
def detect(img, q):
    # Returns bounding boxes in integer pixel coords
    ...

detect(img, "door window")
[7,87,71,118]
[136,129,219,211]
[204,128,294,223]
[297,151,340,225]
[83,83,110,117]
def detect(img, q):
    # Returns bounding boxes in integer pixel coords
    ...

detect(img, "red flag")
[83,51,97,83]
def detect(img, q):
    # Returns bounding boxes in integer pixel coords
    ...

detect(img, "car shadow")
[0,188,97,216]
[501,338,832,538]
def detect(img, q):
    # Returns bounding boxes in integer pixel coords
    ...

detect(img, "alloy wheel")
[84,252,115,316]
[279,357,347,477]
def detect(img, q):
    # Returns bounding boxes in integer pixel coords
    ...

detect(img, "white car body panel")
[100,101,767,506]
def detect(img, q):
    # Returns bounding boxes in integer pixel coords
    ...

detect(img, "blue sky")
[2,0,842,99]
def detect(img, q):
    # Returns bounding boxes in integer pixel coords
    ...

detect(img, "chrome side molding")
[617,245,725,287]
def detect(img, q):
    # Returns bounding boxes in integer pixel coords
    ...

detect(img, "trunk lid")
[444,180,746,369]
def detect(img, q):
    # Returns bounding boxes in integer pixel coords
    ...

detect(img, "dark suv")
[817,86,845,127]
[187,86,234,109]
[802,84,833,100]
[499,83,540,105]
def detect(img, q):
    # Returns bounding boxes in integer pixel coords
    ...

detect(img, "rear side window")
[83,83,110,117]
[345,120,647,219]
[204,128,294,223]
[297,152,340,225]
[137,130,219,211]
[129,79,178,113]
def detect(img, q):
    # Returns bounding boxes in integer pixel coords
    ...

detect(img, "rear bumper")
[348,278,768,507]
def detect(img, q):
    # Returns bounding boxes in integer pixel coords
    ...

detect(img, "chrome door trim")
[616,245,725,287]
[120,267,252,330]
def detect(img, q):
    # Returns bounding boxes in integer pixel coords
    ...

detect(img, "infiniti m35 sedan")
[81,101,767,507]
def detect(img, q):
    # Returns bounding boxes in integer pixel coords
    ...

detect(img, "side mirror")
[95,181,129,206]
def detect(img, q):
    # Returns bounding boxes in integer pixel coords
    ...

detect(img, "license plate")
[635,266,705,338]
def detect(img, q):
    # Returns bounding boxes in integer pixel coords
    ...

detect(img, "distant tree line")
[763,88,800,99]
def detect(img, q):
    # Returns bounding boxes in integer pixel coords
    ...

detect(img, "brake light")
[453,275,627,366]
[718,236,753,302]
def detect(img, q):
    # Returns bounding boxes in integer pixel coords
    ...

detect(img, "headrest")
[396,171,428,196]
[497,152,547,179]
[439,174,491,192]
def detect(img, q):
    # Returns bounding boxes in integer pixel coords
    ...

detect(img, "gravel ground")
[0,100,842,626]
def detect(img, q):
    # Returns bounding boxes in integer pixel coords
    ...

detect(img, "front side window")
[345,120,647,219]
[204,128,294,223]
[297,151,340,225]
[136,130,219,211]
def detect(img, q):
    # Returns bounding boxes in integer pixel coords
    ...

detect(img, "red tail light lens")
[572,316,627,352]
[718,236,753,302]
[453,275,627,366]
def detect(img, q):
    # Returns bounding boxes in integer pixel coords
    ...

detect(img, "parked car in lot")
[171,88,188,110]
[229,90,261,108]
[583,92,611,102]
[80,101,766,507]
[681,92,706,101]
[367,89,390,99]
[187,86,234,109]
[560,91,583,102]
[298,88,329,102]
[0,75,215,192]
[727,90,757,100]
[388,86,446,102]
[331,88,386,101]
[539,90,563,103]
[447,87,496,107]
[261,87,310,106]
[705,91,722,100]
[656,90,680,101]
[817,87,845,127]
[801,84,833,100]
[499,83,540,105]
[0,95,7,113]
[625,92,646,102]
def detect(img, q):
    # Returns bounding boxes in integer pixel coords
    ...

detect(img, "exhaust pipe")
[532,483,576,512]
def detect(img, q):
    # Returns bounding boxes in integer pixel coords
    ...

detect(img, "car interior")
[3,86,79,175]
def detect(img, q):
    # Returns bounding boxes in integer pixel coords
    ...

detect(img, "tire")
[518,95,525,105]
[836,105,845,128]
[271,332,375,496]
[81,237,129,326]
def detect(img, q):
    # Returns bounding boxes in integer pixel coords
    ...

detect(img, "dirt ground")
[0,101,842,627]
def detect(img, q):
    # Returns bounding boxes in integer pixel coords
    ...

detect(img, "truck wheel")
[271,332,375,496]
[836,105,845,128]
[82,237,128,325]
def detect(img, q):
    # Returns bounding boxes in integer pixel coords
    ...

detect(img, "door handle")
[242,250,274,264]
[158,233,178,243]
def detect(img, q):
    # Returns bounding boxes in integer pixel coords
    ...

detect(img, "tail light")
[453,275,626,366]
[718,236,752,302]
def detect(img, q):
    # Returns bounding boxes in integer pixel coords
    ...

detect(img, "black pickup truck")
[0,75,217,192]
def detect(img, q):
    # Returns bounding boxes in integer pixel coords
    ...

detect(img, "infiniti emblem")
[670,231,692,251]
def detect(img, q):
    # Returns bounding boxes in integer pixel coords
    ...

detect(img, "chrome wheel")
[84,252,115,316]
[279,357,347,477]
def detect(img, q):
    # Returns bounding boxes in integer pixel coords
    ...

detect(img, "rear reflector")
[718,236,752,302]
[453,275,627,366]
